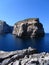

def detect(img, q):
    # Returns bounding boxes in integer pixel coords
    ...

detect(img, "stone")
[0,20,13,34]
[13,18,45,38]
[13,60,20,65]
[0,47,49,65]
[1,58,10,65]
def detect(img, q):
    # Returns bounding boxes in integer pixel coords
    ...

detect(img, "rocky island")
[13,18,45,38]
[0,20,13,34]
[0,18,45,38]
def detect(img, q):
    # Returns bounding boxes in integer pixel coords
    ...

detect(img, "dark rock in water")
[13,18,45,38]
[0,20,13,34]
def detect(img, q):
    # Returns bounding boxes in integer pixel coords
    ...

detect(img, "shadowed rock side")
[13,18,45,38]
[0,20,13,34]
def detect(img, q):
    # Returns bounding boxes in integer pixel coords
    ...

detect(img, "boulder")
[0,20,13,34]
[13,18,45,38]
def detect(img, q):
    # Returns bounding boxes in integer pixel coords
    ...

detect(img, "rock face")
[0,20,13,34]
[0,47,49,65]
[0,47,37,65]
[13,18,45,38]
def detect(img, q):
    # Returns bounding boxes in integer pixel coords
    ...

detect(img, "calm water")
[0,33,49,52]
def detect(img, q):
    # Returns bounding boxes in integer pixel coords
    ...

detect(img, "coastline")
[0,47,49,65]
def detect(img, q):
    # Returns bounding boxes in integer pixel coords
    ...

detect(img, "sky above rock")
[0,0,49,33]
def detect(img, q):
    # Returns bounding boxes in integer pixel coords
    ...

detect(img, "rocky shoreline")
[0,47,49,65]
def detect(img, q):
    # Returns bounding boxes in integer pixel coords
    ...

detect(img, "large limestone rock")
[13,18,45,38]
[0,20,13,34]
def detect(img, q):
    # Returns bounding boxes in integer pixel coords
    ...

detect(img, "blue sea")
[0,33,49,52]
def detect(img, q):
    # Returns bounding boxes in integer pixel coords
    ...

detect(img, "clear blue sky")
[0,0,49,33]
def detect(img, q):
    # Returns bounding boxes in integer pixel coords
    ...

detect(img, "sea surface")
[0,33,49,52]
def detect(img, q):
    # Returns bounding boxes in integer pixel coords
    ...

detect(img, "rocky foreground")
[0,47,49,65]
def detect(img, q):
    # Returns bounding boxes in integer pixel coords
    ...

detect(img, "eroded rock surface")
[13,18,45,38]
[0,47,49,65]
[0,47,37,65]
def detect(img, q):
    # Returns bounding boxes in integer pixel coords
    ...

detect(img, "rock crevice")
[0,47,49,65]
